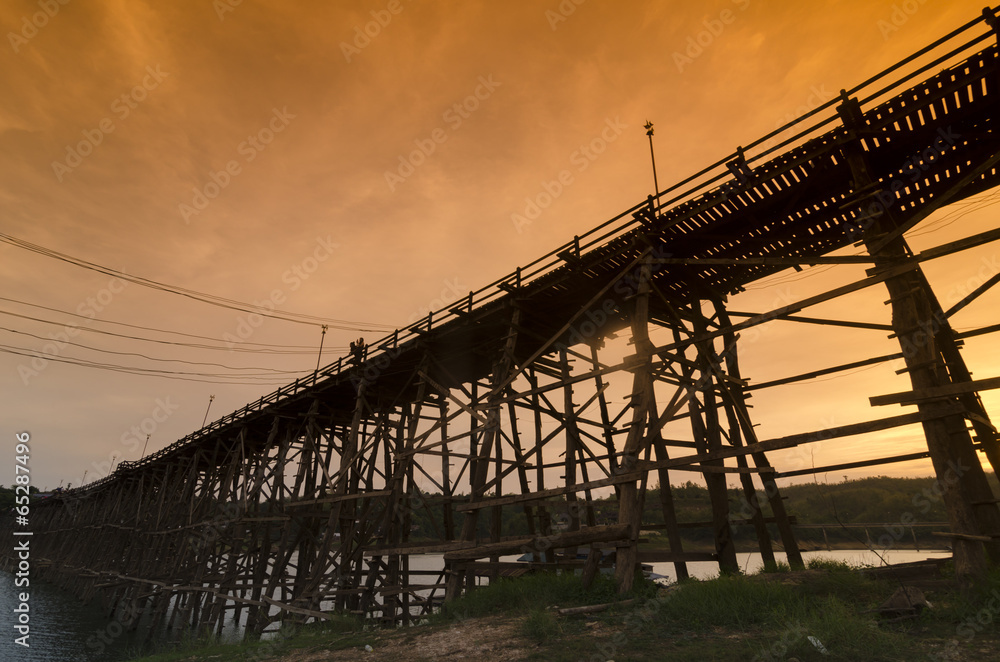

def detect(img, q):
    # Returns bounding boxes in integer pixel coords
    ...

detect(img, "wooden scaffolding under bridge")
[4,4,1000,638]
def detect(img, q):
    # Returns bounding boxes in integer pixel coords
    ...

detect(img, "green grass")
[805,557,858,572]
[640,561,919,660]
[433,570,649,623]
[758,560,792,574]
[522,607,561,643]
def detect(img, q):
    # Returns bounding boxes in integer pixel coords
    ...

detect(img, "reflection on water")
[0,570,144,662]
[648,548,952,582]
[0,549,952,660]
[0,570,244,662]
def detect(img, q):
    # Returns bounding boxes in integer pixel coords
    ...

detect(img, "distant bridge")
[5,6,1000,638]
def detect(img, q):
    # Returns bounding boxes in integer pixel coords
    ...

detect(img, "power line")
[0,232,396,331]
[0,326,307,373]
[0,295,323,349]
[0,307,342,355]
[0,343,297,385]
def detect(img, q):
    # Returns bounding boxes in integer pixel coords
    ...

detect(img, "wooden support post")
[838,93,1000,573]
[908,262,1000,477]
[561,346,583,557]
[712,299,803,571]
[446,308,521,601]
[615,260,653,593]
[689,296,740,574]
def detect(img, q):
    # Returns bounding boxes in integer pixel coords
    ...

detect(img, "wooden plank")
[641,515,797,529]
[931,531,995,543]
[651,224,1000,357]
[490,360,629,407]
[728,312,893,332]
[746,352,902,391]
[944,271,1000,319]
[558,599,638,616]
[870,377,1000,406]
[454,560,595,570]
[281,490,393,508]
[867,152,1000,254]
[418,371,489,424]
[635,551,718,563]
[668,464,763,474]
[635,408,962,475]
[365,541,477,557]
[443,525,630,561]
[956,323,1000,340]
[649,256,877,266]
[775,451,930,478]
[454,472,641,512]
[487,248,654,398]
[455,408,962,513]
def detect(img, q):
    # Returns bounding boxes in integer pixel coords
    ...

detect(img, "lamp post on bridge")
[644,120,660,209]
[314,324,328,384]
[202,394,215,428]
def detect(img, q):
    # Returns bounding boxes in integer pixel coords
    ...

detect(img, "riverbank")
[128,558,1000,662]
[642,539,953,554]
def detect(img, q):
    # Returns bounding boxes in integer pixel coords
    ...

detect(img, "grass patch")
[805,557,858,572]
[522,607,561,643]
[799,596,906,661]
[756,560,792,574]
[656,575,804,631]
[932,566,1000,624]
[434,570,649,622]
[649,565,915,660]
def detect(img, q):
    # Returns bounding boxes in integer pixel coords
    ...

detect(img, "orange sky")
[1,0,998,490]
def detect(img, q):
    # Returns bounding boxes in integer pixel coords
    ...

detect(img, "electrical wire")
[0,307,340,355]
[0,232,396,331]
[0,295,325,350]
[0,343,298,385]
[907,188,1000,238]
[0,326,307,373]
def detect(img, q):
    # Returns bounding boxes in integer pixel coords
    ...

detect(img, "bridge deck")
[112,20,1000,471]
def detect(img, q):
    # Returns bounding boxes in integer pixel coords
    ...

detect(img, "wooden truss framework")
[4,4,1000,641]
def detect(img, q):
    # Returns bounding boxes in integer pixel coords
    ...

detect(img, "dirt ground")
[275,616,533,662]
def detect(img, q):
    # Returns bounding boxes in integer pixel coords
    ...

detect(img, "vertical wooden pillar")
[645,378,690,581]
[615,261,653,593]
[839,93,1000,573]
[712,298,803,570]
[560,347,582,557]
[445,308,520,600]
[689,296,740,574]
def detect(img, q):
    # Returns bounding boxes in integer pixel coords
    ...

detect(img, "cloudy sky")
[2,0,998,491]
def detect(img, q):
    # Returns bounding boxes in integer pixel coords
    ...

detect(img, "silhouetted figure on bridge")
[349,337,366,366]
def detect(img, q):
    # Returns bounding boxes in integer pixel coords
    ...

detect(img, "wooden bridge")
[5,5,1000,639]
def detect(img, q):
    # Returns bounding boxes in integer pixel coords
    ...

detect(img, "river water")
[0,570,146,662]
[0,549,951,661]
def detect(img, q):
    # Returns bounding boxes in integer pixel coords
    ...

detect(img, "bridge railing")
[81,6,1000,495]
